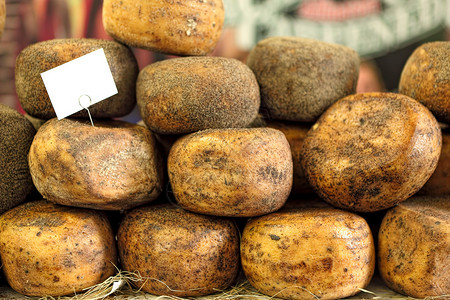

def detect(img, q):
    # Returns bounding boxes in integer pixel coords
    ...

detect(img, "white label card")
[40,48,118,120]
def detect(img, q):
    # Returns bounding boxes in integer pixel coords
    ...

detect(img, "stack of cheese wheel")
[247,36,360,198]
[296,40,447,299]
[400,42,450,197]
[240,37,446,299]
[102,0,293,297]
[2,38,163,299]
[15,38,164,211]
[236,36,376,300]
[373,41,449,299]
[2,3,168,297]
[0,0,447,297]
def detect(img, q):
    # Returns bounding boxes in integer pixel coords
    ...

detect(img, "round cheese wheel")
[267,121,314,195]
[0,104,36,213]
[102,0,224,56]
[241,207,375,300]
[28,118,164,210]
[168,127,293,217]
[417,124,450,195]
[0,200,117,297]
[247,36,359,122]
[378,196,449,298]
[15,38,138,119]
[117,204,240,297]
[301,92,441,212]
[399,41,450,123]
[137,56,260,135]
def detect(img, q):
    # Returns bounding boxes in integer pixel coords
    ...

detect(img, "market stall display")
[0,0,448,298]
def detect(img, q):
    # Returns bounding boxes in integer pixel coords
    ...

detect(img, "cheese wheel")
[102,0,224,56]
[0,200,117,297]
[399,41,450,123]
[378,196,449,298]
[417,124,450,195]
[28,118,164,210]
[168,127,293,217]
[0,0,5,38]
[247,36,359,122]
[301,92,441,212]
[117,204,240,297]
[137,56,260,135]
[241,208,375,300]
[0,104,36,213]
[15,38,138,119]
[267,121,314,195]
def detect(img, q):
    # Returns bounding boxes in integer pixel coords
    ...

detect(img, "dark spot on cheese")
[321,257,333,271]
[269,234,280,241]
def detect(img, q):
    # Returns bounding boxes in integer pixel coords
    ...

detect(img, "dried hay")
[35,269,280,300]
[25,269,449,300]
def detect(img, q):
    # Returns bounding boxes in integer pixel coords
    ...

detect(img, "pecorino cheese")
[301,92,441,212]
[102,0,224,56]
[28,118,164,210]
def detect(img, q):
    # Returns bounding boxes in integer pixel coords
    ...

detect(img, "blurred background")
[1,0,449,116]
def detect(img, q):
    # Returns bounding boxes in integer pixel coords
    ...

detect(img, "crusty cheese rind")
[102,0,224,56]
[0,104,36,213]
[378,196,450,298]
[117,204,240,297]
[267,121,314,195]
[137,56,260,135]
[247,36,359,122]
[0,200,117,297]
[241,208,375,300]
[168,127,293,217]
[399,41,450,124]
[28,118,164,210]
[15,38,138,119]
[301,92,442,212]
[417,125,450,195]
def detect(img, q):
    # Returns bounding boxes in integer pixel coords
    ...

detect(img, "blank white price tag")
[40,48,118,120]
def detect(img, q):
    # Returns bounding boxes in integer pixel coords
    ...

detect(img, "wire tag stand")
[78,94,95,127]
